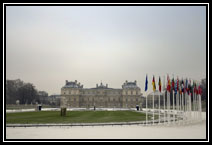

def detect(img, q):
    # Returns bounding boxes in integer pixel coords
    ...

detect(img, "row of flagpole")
[144,74,203,125]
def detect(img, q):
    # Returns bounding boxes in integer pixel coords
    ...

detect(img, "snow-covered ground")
[6,112,207,139]
[6,109,207,139]
[6,121,206,139]
[6,108,137,113]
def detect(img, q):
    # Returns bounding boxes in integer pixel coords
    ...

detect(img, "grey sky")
[6,6,206,95]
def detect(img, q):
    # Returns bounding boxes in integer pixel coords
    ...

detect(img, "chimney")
[106,84,108,88]
[96,84,98,88]
[126,80,128,83]
[66,80,68,85]
[135,80,137,84]
[75,80,77,83]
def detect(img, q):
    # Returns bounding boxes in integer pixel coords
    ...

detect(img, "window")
[123,91,126,95]
[128,91,131,95]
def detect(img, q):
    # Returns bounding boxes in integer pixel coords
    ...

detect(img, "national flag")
[181,80,185,93]
[185,78,188,93]
[158,76,162,92]
[167,75,171,92]
[177,77,179,91]
[179,83,182,94]
[145,75,148,92]
[198,85,202,95]
[174,80,178,94]
[152,75,156,92]
[172,78,175,89]
[193,81,197,94]
[188,79,192,94]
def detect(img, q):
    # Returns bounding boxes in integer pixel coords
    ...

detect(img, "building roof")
[62,80,141,90]
[63,80,83,88]
[122,80,139,89]
[93,82,110,89]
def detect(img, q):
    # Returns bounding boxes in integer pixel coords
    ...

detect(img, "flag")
[193,81,197,94]
[198,85,202,95]
[179,83,182,94]
[152,75,156,92]
[145,75,148,92]
[181,80,185,93]
[172,78,175,89]
[158,76,162,92]
[177,77,179,92]
[188,79,192,95]
[174,80,178,94]
[167,75,171,92]
[185,78,188,93]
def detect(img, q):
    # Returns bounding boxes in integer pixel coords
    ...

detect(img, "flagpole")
[190,93,192,122]
[196,89,199,122]
[198,94,200,121]
[158,76,161,124]
[192,88,194,122]
[197,92,199,122]
[178,91,181,125]
[185,93,187,123]
[187,93,189,123]
[199,94,202,122]
[194,91,196,122]
[145,74,148,125]
[195,85,197,122]
[164,91,166,125]
[188,93,191,122]
[179,92,181,124]
[187,93,189,122]
[200,94,202,121]
[176,91,179,123]
[173,90,175,123]
[195,90,198,122]
[168,91,170,124]
[159,91,160,124]
[163,75,165,125]
[182,93,184,124]
[187,93,190,122]
[146,95,148,125]
[187,92,189,122]
[151,75,156,125]
[153,92,154,125]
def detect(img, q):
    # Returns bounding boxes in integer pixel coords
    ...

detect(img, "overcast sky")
[6,6,206,95]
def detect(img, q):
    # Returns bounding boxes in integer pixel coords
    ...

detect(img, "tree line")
[6,79,48,105]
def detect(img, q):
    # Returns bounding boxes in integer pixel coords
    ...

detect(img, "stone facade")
[61,80,142,108]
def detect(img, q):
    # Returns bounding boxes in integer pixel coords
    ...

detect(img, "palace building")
[60,80,142,108]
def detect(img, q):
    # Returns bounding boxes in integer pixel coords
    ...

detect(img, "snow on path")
[6,121,206,139]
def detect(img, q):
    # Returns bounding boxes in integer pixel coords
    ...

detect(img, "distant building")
[48,94,60,106]
[61,80,142,108]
